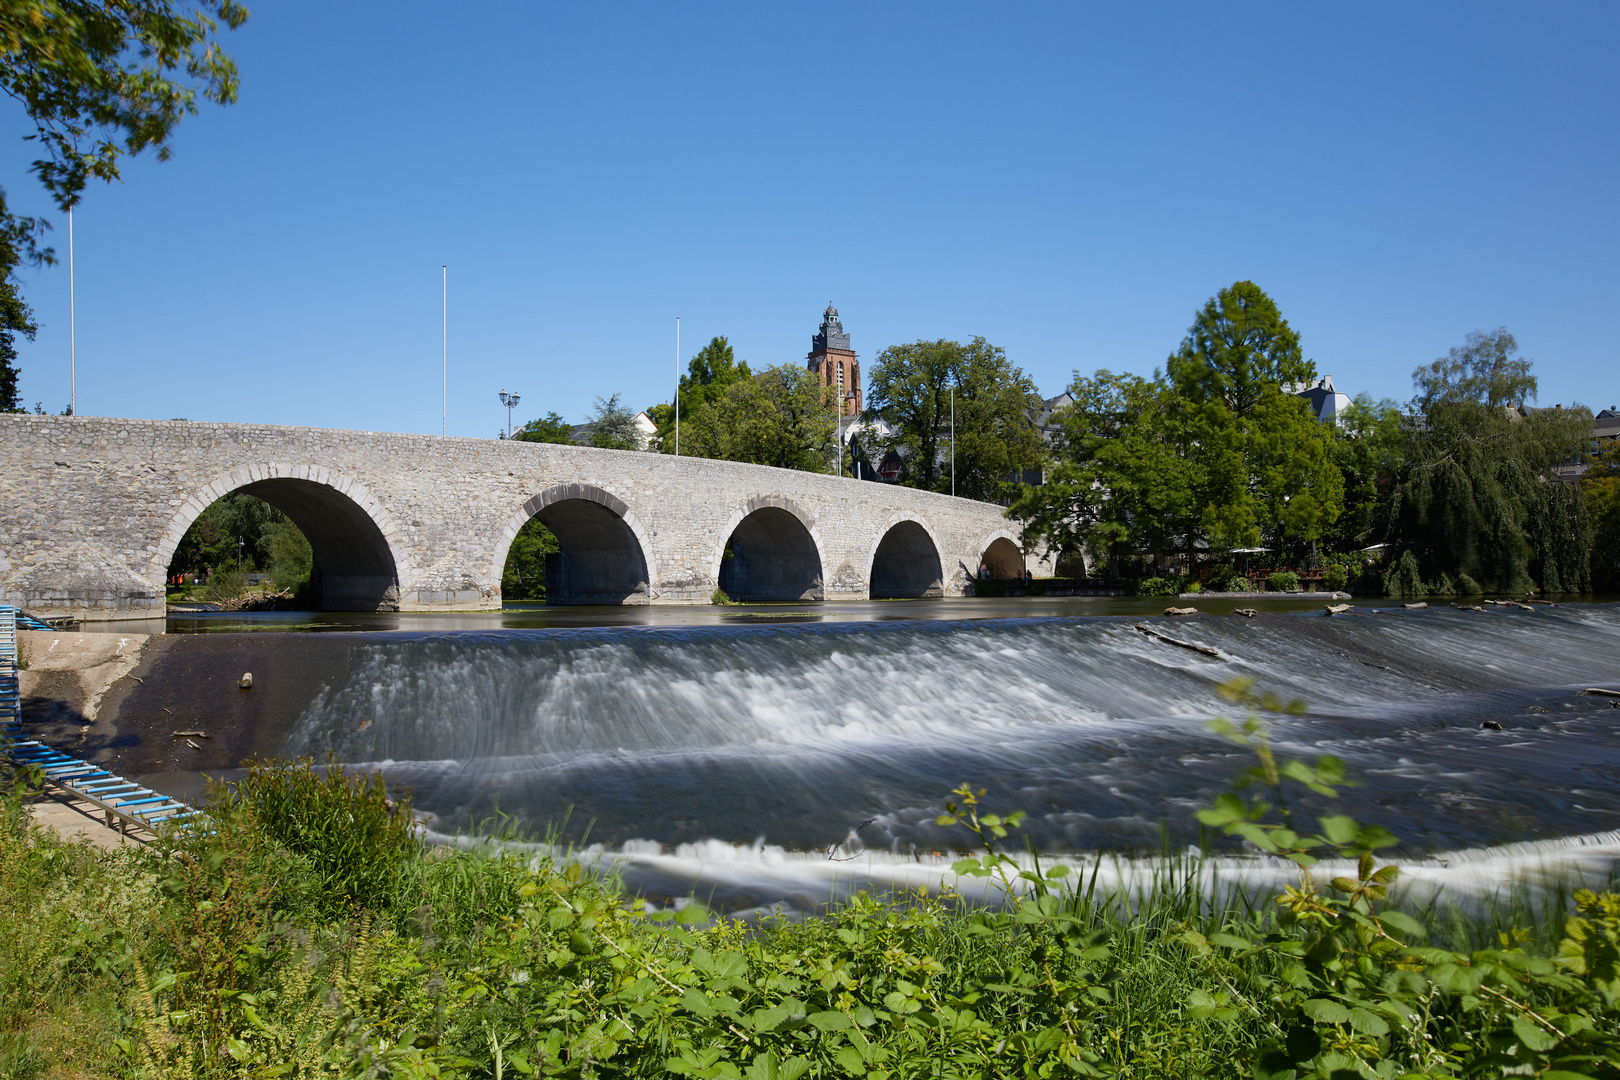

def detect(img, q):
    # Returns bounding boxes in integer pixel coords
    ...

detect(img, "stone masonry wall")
[0,415,1021,619]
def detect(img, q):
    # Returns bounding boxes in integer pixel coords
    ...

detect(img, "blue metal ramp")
[2,605,200,839]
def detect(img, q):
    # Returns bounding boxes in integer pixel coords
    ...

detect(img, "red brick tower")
[807,302,860,416]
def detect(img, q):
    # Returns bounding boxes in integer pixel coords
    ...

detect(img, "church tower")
[807,303,860,416]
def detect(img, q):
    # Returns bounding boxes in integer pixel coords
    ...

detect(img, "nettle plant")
[1189,678,1620,1080]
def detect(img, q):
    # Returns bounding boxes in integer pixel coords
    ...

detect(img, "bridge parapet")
[0,415,1020,619]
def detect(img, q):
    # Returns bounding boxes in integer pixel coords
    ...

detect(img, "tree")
[861,337,1043,500]
[649,335,752,450]
[1411,327,1536,412]
[1325,393,1404,552]
[1013,284,1343,574]
[1379,331,1593,594]
[1009,370,1212,573]
[588,393,642,450]
[1585,443,1620,591]
[1164,283,1341,557]
[675,364,835,472]
[511,412,576,445]
[168,491,312,593]
[0,0,247,278]
[1167,280,1315,417]
[0,277,37,411]
[1236,386,1344,556]
[502,517,559,601]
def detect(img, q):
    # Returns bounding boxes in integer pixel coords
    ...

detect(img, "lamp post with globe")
[499,389,522,439]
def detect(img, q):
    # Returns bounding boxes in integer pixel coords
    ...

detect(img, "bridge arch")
[493,483,656,604]
[867,515,945,599]
[150,464,405,610]
[977,528,1025,580]
[712,495,825,601]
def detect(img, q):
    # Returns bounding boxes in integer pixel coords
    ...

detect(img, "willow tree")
[1380,330,1593,595]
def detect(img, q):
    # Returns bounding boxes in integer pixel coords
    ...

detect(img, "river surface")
[108,598,1620,913]
[261,601,1617,848]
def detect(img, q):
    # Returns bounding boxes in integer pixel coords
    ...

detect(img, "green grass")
[4,753,1620,1079]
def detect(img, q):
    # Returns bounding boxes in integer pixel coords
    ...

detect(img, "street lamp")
[236,535,244,573]
[499,389,521,439]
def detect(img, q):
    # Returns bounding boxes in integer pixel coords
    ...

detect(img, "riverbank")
[4,755,1617,1079]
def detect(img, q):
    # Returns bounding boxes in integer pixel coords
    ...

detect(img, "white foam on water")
[290,607,1620,875]
[416,826,1620,918]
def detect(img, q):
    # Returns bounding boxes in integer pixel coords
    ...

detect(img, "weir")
[276,605,1620,855]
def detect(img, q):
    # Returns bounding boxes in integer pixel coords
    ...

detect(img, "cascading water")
[284,605,1620,912]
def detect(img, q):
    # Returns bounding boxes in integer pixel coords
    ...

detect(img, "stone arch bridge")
[0,416,1027,620]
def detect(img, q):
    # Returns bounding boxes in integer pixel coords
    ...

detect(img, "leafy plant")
[1134,575,1181,596]
[1267,570,1300,593]
[1190,677,1620,1079]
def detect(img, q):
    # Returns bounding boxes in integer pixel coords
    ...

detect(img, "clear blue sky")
[3,1,1616,436]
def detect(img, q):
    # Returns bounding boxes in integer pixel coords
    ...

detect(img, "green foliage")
[266,518,313,591]
[1326,394,1404,552]
[1015,283,1342,573]
[589,393,644,450]
[1011,371,1212,569]
[502,516,559,601]
[10,691,1620,1079]
[206,757,423,921]
[1189,677,1620,1080]
[1586,444,1620,591]
[862,336,1044,499]
[1412,327,1538,412]
[667,364,836,473]
[1133,575,1180,597]
[0,277,37,411]
[511,411,577,445]
[1383,550,1427,598]
[651,335,755,449]
[1167,280,1316,417]
[1381,330,1594,594]
[0,777,150,1078]
[1267,570,1300,593]
[1322,564,1348,591]
[0,0,247,280]
[202,566,245,600]
[169,490,313,588]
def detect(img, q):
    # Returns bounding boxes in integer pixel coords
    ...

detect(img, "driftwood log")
[1133,623,1221,658]
[1582,688,1620,698]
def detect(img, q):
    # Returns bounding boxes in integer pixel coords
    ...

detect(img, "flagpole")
[674,316,680,456]
[441,265,447,436]
[69,206,76,415]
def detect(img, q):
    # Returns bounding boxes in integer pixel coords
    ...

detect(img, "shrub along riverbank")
[4,689,1620,1078]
